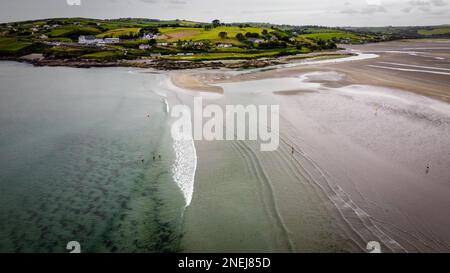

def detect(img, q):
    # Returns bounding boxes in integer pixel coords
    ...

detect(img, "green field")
[300,32,359,41]
[159,26,271,42]
[0,38,33,54]
[97,28,141,38]
[81,51,124,59]
[162,50,300,61]
[49,26,102,37]
[418,27,450,36]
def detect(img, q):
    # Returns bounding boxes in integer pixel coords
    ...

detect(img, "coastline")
[0,50,353,71]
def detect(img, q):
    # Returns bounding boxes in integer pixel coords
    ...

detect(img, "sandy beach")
[169,40,450,253]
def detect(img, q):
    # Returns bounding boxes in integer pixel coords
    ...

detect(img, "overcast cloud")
[0,0,449,26]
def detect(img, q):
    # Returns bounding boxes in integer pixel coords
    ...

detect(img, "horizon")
[0,0,449,27]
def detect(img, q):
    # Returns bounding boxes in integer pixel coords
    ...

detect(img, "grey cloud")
[341,8,358,14]
[361,5,387,14]
[430,0,449,6]
[341,4,386,15]
[402,0,448,13]
[169,0,187,4]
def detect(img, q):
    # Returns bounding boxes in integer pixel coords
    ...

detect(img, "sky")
[0,0,449,26]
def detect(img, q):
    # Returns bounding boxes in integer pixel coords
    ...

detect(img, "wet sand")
[193,39,450,103]
[170,40,450,253]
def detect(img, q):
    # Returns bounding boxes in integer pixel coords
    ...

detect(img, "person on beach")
[159,154,161,160]
[291,146,295,155]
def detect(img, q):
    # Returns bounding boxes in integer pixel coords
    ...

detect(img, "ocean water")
[0,62,190,253]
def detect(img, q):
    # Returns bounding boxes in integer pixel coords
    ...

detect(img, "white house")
[143,33,158,40]
[217,43,233,48]
[39,35,48,39]
[104,38,120,44]
[96,41,106,47]
[139,44,150,50]
[249,38,265,44]
[78,35,103,45]
[157,42,169,47]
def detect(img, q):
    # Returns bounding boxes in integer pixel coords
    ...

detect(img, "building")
[139,44,150,50]
[104,38,120,44]
[249,38,265,44]
[78,35,103,45]
[39,35,48,39]
[217,43,233,48]
[339,38,352,44]
[157,42,169,47]
[96,41,106,47]
[143,33,158,40]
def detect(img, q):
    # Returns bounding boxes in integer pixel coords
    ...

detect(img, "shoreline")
[0,50,353,71]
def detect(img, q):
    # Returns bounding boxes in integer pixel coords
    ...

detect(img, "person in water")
[426,164,430,174]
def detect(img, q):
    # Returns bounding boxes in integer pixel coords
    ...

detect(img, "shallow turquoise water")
[0,62,185,252]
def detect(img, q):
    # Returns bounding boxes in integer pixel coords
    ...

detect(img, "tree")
[218,31,228,39]
[148,39,157,46]
[212,19,221,27]
[262,29,268,36]
[245,32,259,38]
[236,33,245,41]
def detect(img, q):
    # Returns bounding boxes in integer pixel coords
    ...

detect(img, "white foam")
[172,132,197,208]
[163,76,198,208]
[164,98,170,113]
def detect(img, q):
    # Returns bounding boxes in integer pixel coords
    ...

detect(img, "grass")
[81,51,124,60]
[162,50,290,61]
[418,27,450,36]
[299,32,358,41]
[97,28,141,38]
[159,26,271,42]
[0,38,33,54]
[49,26,101,37]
